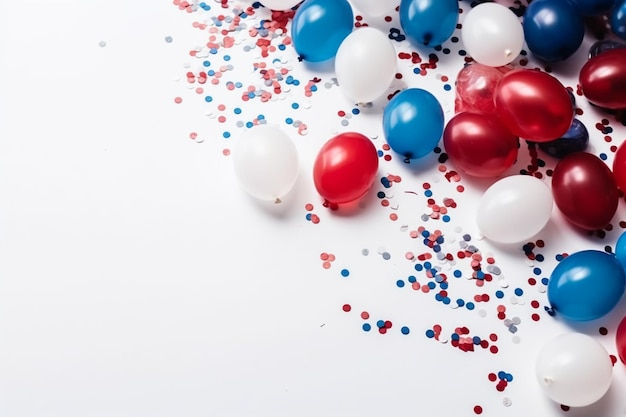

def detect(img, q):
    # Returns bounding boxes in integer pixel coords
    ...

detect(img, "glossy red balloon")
[494,69,574,142]
[552,152,619,230]
[613,141,626,192]
[313,132,379,205]
[618,316,626,365]
[580,48,626,109]
[443,112,519,178]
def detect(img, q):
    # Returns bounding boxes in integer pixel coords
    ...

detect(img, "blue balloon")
[610,0,626,40]
[523,0,585,62]
[382,88,444,160]
[291,0,354,62]
[589,39,626,58]
[399,0,459,47]
[616,231,626,270]
[568,0,618,15]
[538,119,589,158]
[548,250,626,321]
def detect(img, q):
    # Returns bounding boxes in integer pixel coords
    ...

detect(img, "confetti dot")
[98,40,107,47]
[340,269,350,277]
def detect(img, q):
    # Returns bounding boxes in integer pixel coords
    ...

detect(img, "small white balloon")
[257,0,301,10]
[536,333,613,407]
[335,27,397,104]
[350,0,398,16]
[461,2,524,67]
[476,175,553,244]
[233,125,299,203]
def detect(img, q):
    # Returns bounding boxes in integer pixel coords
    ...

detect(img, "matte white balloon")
[536,333,613,407]
[476,175,553,244]
[258,0,301,10]
[350,0,398,16]
[335,27,397,104]
[461,2,524,67]
[233,125,299,202]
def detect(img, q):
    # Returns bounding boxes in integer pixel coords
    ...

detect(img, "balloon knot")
[544,377,553,385]
[274,197,282,204]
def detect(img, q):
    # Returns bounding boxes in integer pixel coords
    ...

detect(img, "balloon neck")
[274,197,282,204]
[543,377,553,385]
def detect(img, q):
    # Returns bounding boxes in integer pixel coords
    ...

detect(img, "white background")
[1,1,625,416]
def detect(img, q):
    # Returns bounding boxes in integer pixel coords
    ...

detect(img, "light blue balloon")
[615,231,626,270]
[547,250,626,321]
[291,0,354,62]
[399,0,459,47]
[382,88,444,160]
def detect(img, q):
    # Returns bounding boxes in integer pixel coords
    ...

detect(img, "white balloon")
[476,175,553,244]
[536,333,613,407]
[233,125,299,203]
[350,0,398,16]
[335,27,397,104]
[257,0,301,10]
[461,3,524,67]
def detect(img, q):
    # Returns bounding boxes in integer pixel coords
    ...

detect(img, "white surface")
[1,1,626,416]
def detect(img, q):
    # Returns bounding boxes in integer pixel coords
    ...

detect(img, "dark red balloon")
[613,141,626,192]
[443,112,519,178]
[618,316,626,365]
[551,152,619,230]
[494,69,574,142]
[580,48,626,109]
[313,132,379,205]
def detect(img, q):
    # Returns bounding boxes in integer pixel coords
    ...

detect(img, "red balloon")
[613,141,626,192]
[551,152,619,230]
[454,63,510,114]
[494,69,574,142]
[618,316,626,365]
[443,112,519,178]
[580,48,626,109]
[313,132,379,205]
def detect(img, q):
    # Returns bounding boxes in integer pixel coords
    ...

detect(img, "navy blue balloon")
[523,0,585,62]
[538,119,589,158]
[291,0,354,62]
[548,250,626,321]
[568,0,617,15]
[382,88,444,160]
[589,39,626,58]
[611,0,626,40]
[616,231,626,271]
[399,0,459,47]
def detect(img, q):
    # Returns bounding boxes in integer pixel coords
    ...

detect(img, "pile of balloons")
[229,0,626,409]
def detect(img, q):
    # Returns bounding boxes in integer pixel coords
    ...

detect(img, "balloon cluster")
[232,0,626,407]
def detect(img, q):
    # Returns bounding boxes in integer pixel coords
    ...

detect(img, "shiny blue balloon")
[382,88,444,160]
[568,0,618,15]
[538,119,589,158]
[291,0,354,62]
[399,0,459,47]
[610,0,626,40]
[548,250,626,321]
[616,231,626,271]
[523,0,585,62]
